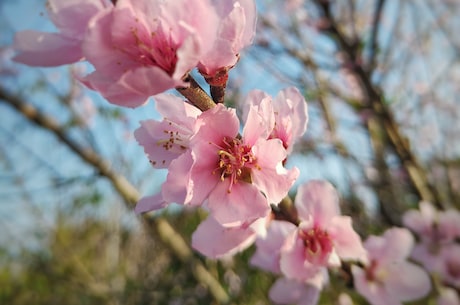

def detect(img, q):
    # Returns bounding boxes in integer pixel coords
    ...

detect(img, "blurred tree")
[1,0,460,304]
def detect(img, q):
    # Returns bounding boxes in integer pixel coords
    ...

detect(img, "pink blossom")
[436,245,460,288]
[81,0,219,107]
[164,103,298,227]
[192,215,267,258]
[13,0,112,66]
[134,94,201,169]
[403,201,460,274]
[198,0,256,83]
[251,220,298,274]
[403,201,460,246]
[268,276,322,305]
[134,94,200,213]
[280,180,366,281]
[244,87,308,153]
[351,228,431,305]
[191,104,298,227]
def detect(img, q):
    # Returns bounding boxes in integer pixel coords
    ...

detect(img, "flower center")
[446,256,460,279]
[299,227,333,265]
[214,136,256,191]
[127,24,178,75]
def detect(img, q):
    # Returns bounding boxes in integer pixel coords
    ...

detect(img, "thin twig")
[314,0,443,209]
[177,75,216,111]
[367,0,386,73]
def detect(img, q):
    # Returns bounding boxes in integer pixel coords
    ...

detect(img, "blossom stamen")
[213,136,257,191]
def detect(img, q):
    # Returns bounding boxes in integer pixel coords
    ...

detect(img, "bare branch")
[367,0,386,73]
[314,0,444,209]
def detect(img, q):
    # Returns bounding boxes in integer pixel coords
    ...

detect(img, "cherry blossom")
[268,276,322,305]
[13,0,112,66]
[436,244,460,288]
[134,94,201,169]
[198,0,257,85]
[244,87,308,153]
[251,220,297,274]
[279,180,366,281]
[81,0,219,107]
[403,201,460,279]
[134,94,200,213]
[192,215,268,258]
[251,180,364,304]
[403,201,460,246]
[163,103,298,227]
[351,228,431,305]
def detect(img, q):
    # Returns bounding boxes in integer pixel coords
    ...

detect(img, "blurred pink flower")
[403,201,460,246]
[268,276,323,305]
[403,201,460,277]
[81,0,219,107]
[436,245,460,288]
[244,87,308,154]
[351,228,431,305]
[251,220,297,274]
[13,0,112,66]
[198,0,256,83]
[192,214,268,258]
[280,180,366,281]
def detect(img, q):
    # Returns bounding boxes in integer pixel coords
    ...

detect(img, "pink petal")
[48,0,111,36]
[207,181,270,227]
[188,142,221,205]
[439,209,460,241]
[269,277,320,305]
[351,266,401,305]
[192,216,257,258]
[328,216,366,262]
[250,220,297,274]
[135,193,168,214]
[13,31,82,66]
[365,228,414,263]
[161,152,195,205]
[83,66,183,107]
[242,101,275,145]
[251,139,297,204]
[280,231,321,281]
[402,201,436,236]
[154,94,201,123]
[192,105,239,145]
[295,180,340,226]
[384,262,431,302]
[83,9,134,74]
[273,87,308,152]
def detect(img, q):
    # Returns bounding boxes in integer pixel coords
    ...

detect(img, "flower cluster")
[14,0,458,304]
[14,0,255,107]
[135,88,306,256]
[403,202,460,304]
[251,181,367,305]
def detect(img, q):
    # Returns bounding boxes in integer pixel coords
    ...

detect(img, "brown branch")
[177,75,216,111]
[0,86,229,304]
[314,0,443,209]
[367,0,386,73]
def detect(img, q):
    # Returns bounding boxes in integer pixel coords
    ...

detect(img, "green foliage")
[0,209,279,305]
